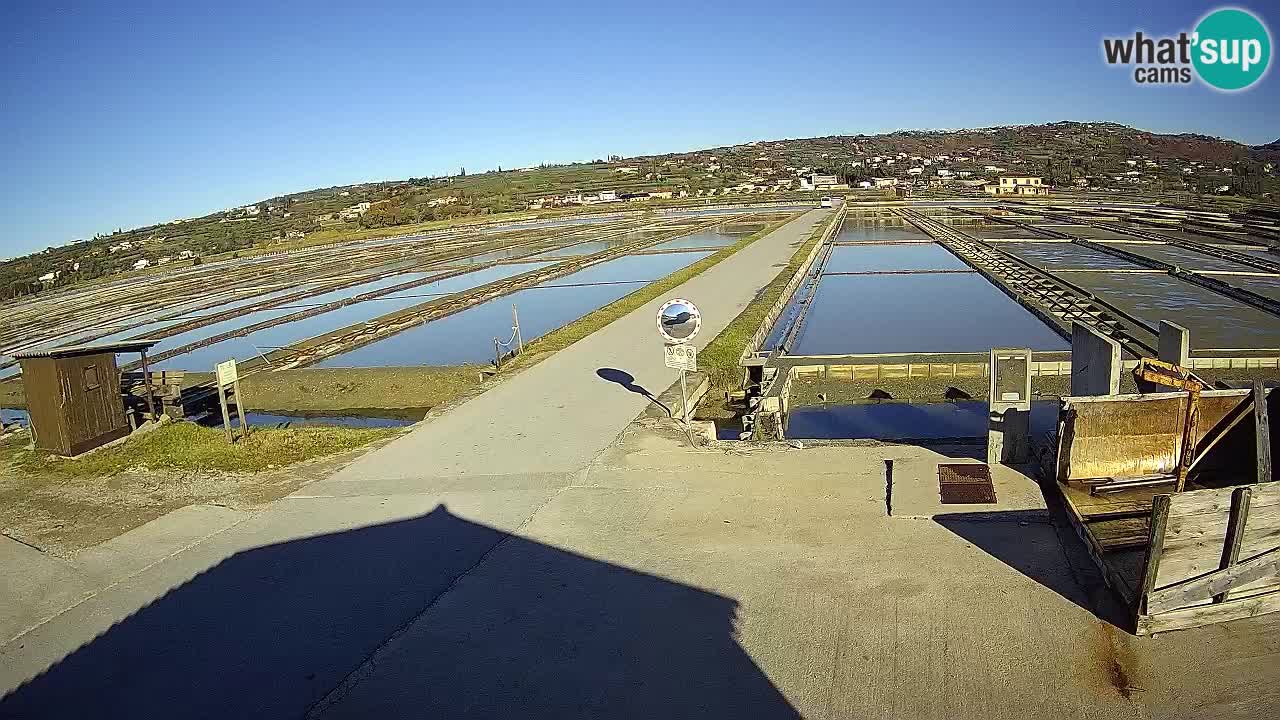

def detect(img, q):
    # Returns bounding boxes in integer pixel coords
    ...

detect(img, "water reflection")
[791,274,1068,355]
[317,251,711,367]
[823,243,967,273]
[995,242,1140,271]
[786,400,1058,441]
[156,262,555,370]
[1066,271,1280,349]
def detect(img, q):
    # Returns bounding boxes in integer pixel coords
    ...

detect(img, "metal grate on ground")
[938,463,997,504]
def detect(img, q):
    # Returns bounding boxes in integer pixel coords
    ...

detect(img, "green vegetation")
[507,216,795,364]
[698,213,832,394]
[6,120,1277,304]
[10,422,399,477]
[240,366,486,412]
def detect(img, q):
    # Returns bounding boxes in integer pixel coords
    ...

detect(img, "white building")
[133,259,151,270]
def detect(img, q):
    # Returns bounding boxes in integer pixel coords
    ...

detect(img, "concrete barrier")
[1070,323,1121,396]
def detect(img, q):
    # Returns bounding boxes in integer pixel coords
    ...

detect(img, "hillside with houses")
[3,121,1277,303]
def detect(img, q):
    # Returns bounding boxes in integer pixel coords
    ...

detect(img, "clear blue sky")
[2,0,1276,256]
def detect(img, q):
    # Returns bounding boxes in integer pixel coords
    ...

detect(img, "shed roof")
[13,340,160,360]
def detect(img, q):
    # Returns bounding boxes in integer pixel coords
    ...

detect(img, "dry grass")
[9,422,400,477]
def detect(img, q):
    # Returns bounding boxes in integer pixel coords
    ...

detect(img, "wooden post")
[139,350,158,422]
[232,377,250,438]
[218,382,233,444]
[1254,381,1271,484]
[1135,494,1171,622]
[1214,487,1252,604]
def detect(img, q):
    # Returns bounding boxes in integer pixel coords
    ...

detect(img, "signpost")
[215,358,249,443]
[988,348,1031,464]
[657,298,702,423]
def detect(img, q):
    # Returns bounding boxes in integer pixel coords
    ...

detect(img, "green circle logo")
[1193,8,1272,90]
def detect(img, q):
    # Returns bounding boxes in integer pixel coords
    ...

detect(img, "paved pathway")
[319,208,828,482]
[0,209,831,718]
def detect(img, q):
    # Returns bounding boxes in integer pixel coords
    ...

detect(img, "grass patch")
[507,214,799,365]
[240,366,486,412]
[11,422,400,477]
[698,212,836,395]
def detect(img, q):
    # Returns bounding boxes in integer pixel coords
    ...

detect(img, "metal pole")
[680,368,690,423]
[139,350,158,422]
[494,338,502,368]
[513,304,523,355]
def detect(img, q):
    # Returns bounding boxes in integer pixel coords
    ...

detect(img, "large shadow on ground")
[0,505,797,719]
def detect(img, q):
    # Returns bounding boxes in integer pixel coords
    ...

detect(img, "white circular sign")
[657,298,701,344]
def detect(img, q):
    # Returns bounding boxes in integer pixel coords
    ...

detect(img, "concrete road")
[5,204,1276,719]
[0,209,832,718]
[318,208,831,481]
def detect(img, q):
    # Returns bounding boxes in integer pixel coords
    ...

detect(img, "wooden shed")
[14,340,159,456]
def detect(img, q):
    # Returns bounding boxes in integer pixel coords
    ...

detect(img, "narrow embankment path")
[321,207,831,482]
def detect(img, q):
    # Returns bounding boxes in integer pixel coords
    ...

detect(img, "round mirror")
[657,298,701,342]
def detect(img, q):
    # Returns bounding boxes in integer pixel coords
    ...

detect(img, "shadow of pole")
[596,367,673,418]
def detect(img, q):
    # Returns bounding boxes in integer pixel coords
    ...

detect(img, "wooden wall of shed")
[18,352,129,456]
[56,352,128,455]
[1057,390,1257,482]
[20,358,65,453]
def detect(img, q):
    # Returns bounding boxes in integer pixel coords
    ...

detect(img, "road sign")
[215,359,238,388]
[214,359,249,443]
[657,298,701,344]
[664,343,697,372]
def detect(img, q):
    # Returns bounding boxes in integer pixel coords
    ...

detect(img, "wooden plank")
[218,383,233,444]
[1148,545,1280,614]
[1059,392,1254,482]
[1138,589,1280,635]
[1089,516,1152,551]
[1162,482,1280,515]
[1187,391,1253,473]
[1053,480,1136,606]
[1256,382,1272,484]
[1216,487,1253,604]
[232,378,250,438]
[1135,494,1171,621]
[1156,482,1280,595]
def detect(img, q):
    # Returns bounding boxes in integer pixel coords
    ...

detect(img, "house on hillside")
[984,176,1048,196]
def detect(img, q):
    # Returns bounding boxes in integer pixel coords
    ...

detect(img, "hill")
[3,121,1277,302]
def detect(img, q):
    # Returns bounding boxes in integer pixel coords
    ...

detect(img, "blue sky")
[2,0,1276,255]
